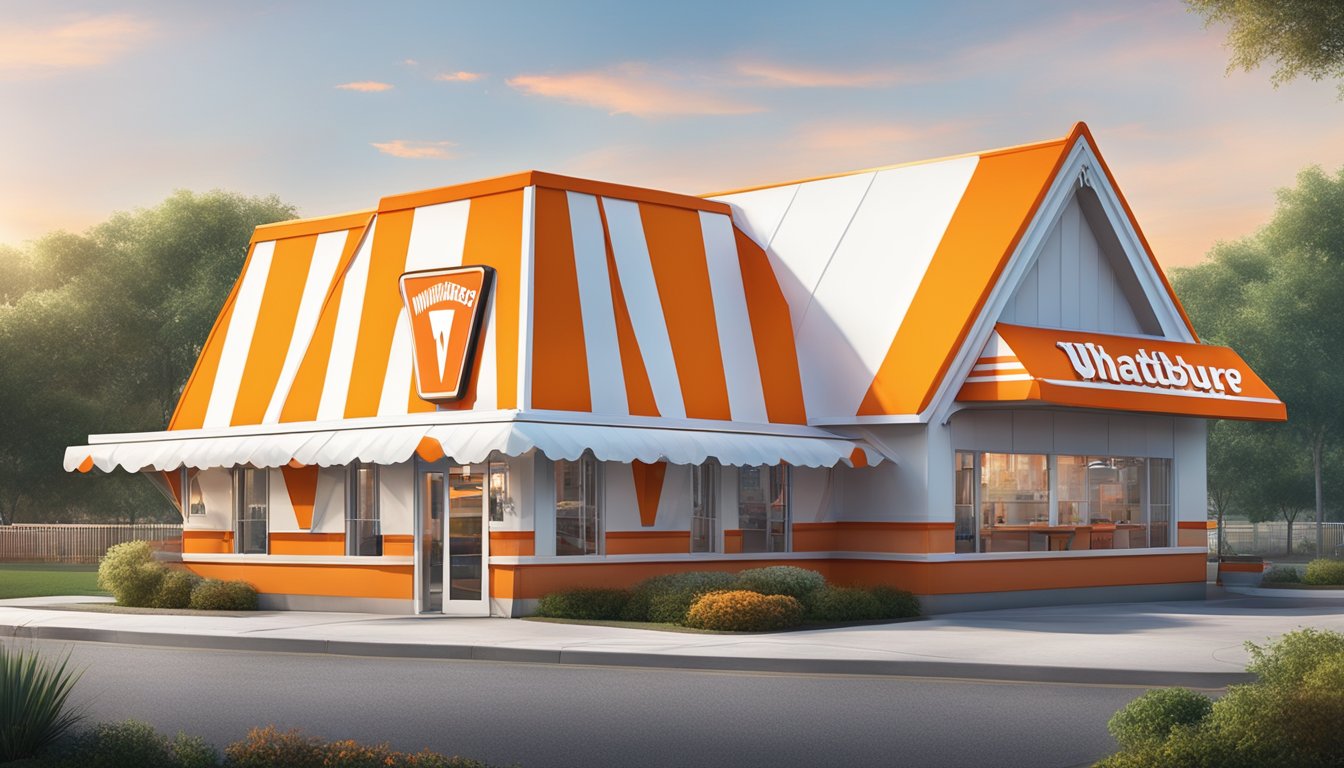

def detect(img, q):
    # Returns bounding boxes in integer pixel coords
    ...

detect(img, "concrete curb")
[0,622,1252,688]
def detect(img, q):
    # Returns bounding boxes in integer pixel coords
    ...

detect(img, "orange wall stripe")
[182,530,233,554]
[639,202,732,420]
[605,530,689,555]
[279,226,366,423]
[440,190,523,411]
[733,227,807,424]
[1178,521,1218,530]
[490,530,536,557]
[163,470,183,505]
[231,234,319,425]
[169,244,253,430]
[529,188,593,412]
[268,532,344,556]
[280,464,319,529]
[858,140,1071,416]
[631,461,668,527]
[383,534,415,556]
[597,198,660,417]
[184,562,412,599]
[345,210,414,418]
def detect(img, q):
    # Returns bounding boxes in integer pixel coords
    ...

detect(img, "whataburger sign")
[400,266,495,402]
[957,323,1287,422]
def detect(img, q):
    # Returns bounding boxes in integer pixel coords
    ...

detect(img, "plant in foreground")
[98,540,165,607]
[684,590,804,632]
[0,644,84,762]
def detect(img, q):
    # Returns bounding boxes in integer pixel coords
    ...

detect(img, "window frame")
[737,464,791,554]
[554,454,601,556]
[232,466,268,555]
[346,461,382,557]
[690,461,720,554]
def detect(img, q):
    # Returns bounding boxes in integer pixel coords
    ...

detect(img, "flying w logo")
[429,309,456,380]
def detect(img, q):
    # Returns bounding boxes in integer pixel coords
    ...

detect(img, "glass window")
[346,462,381,556]
[188,473,205,517]
[954,452,976,553]
[1149,458,1172,548]
[487,460,510,523]
[555,455,599,556]
[233,467,268,554]
[448,466,484,600]
[691,461,719,553]
[738,464,790,553]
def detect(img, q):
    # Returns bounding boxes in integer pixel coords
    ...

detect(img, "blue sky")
[3,0,1342,266]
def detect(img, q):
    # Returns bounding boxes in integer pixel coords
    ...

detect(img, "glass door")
[445,466,488,615]
[417,463,445,613]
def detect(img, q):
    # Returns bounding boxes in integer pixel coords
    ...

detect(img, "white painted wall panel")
[790,466,833,525]
[717,185,798,252]
[656,464,691,532]
[1107,415,1149,457]
[1012,411,1054,454]
[603,463,641,532]
[263,230,347,424]
[1052,411,1109,455]
[203,241,275,428]
[317,221,375,421]
[268,469,300,533]
[380,461,414,536]
[791,158,979,418]
[1173,419,1207,523]
[190,468,233,531]
[700,211,769,424]
[311,467,347,534]
[403,200,469,273]
[376,309,414,417]
[602,198,685,419]
[568,192,628,416]
[532,454,556,556]
[841,425,928,522]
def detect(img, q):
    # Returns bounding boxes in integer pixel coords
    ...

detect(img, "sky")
[3,0,1342,269]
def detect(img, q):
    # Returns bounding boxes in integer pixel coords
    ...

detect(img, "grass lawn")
[0,563,108,599]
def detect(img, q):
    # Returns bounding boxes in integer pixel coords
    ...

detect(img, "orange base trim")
[606,530,690,555]
[383,534,414,557]
[490,531,536,557]
[182,530,232,554]
[1178,521,1218,530]
[723,530,743,554]
[792,521,957,554]
[490,552,1206,600]
[184,562,412,599]
[1218,561,1266,573]
[268,532,344,556]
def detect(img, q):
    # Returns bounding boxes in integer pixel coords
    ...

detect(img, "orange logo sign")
[399,266,495,402]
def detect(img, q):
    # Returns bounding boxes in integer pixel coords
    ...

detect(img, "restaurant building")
[65,123,1285,616]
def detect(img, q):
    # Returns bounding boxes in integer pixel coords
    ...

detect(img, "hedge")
[684,590,804,632]
[534,588,629,620]
[732,566,825,601]
[188,579,259,611]
[620,571,737,623]
[1303,558,1344,586]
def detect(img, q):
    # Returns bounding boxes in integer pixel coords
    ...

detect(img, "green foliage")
[868,586,921,619]
[620,571,737,622]
[1106,688,1213,750]
[1096,629,1344,767]
[731,566,826,600]
[98,541,165,607]
[534,588,630,620]
[188,579,259,611]
[151,569,203,609]
[0,190,297,524]
[223,725,493,768]
[53,720,218,768]
[805,586,883,622]
[1186,0,1344,98]
[0,645,84,762]
[1260,565,1302,584]
[684,590,804,632]
[1302,558,1344,585]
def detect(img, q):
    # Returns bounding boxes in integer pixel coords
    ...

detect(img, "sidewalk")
[4,588,1342,687]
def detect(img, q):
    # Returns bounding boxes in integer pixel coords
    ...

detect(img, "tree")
[1172,166,1344,556]
[1187,0,1344,98]
[0,190,296,523]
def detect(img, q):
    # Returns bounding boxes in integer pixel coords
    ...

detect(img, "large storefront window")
[956,451,1173,553]
[346,462,381,556]
[690,461,719,554]
[555,455,600,556]
[233,467,268,554]
[738,465,790,553]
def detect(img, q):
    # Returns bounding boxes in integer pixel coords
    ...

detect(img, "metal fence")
[1215,521,1344,560]
[0,524,182,564]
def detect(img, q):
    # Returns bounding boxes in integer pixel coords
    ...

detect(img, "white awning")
[65,411,885,473]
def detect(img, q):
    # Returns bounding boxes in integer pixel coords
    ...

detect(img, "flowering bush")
[224,726,493,768]
[684,590,804,632]
[188,579,258,611]
[620,571,737,622]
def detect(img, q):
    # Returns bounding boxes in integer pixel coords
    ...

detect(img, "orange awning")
[957,323,1286,421]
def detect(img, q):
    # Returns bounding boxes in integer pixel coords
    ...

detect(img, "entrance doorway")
[415,459,489,615]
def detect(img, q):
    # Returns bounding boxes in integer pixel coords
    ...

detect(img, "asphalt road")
[23,638,1158,768]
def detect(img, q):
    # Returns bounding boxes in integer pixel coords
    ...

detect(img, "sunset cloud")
[0,14,153,77]
[371,140,456,159]
[734,61,905,88]
[435,71,482,82]
[508,64,761,117]
[336,81,394,92]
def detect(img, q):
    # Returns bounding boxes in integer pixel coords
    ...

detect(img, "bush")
[53,720,218,768]
[1303,558,1344,586]
[1260,565,1301,584]
[534,588,630,620]
[620,571,737,622]
[805,586,883,622]
[1106,688,1212,750]
[869,586,921,619]
[732,566,826,601]
[98,540,166,607]
[684,590,804,632]
[189,579,258,611]
[0,646,84,762]
[151,569,203,609]
[223,726,492,768]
